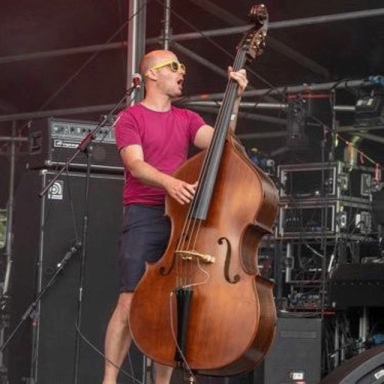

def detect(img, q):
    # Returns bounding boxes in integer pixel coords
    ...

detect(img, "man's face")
[151,55,186,98]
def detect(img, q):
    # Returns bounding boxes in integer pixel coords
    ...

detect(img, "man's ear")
[145,69,157,81]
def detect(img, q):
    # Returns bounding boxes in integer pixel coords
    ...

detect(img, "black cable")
[38,3,148,113]
[18,0,149,135]
[173,5,337,130]
[74,321,144,384]
[154,0,278,90]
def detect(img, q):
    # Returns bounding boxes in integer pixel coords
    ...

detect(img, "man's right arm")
[120,144,196,205]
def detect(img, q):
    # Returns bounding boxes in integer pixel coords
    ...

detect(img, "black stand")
[319,90,336,317]
[0,122,28,383]
[38,85,138,198]
[319,135,330,318]
[0,82,139,383]
[37,86,138,384]
[72,147,92,384]
[0,242,81,354]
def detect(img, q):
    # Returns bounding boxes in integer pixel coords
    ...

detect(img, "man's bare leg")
[152,362,174,384]
[102,292,173,384]
[102,292,133,384]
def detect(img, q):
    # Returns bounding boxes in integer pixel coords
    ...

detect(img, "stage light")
[249,148,275,175]
[354,94,384,127]
[286,93,333,149]
[286,95,310,147]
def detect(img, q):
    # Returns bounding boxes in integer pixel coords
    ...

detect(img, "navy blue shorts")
[118,204,171,292]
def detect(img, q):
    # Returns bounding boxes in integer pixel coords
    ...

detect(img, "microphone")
[132,73,142,89]
[126,73,142,96]
[368,75,384,86]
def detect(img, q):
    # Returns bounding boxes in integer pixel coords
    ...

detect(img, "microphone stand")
[38,83,140,198]
[0,242,82,355]
[48,85,139,384]
[7,83,139,384]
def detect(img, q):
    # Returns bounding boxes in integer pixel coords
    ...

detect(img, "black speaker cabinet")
[8,170,142,384]
[329,263,384,308]
[170,317,322,384]
[320,345,384,384]
[253,316,322,384]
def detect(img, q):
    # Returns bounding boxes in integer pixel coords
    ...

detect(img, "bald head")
[139,49,177,77]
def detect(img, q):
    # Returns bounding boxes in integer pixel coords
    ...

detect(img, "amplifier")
[277,198,373,240]
[328,263,384,308]
[27,117,123,173]
[278,161,380,202]
[254,317,322,384]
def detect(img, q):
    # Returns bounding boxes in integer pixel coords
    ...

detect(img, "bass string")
[174,50,246,289]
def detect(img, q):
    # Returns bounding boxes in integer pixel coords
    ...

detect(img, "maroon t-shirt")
[115,103,205,206]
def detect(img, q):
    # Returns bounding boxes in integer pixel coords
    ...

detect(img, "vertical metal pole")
[30,170,48,384]
[127,0,147,105]
[162,0,172,49]
[274,240,284,304]
[126,1,148,382]
[0,121,18,383]
[285,241,293,283]
[329,90,337,162]
[73,156,92,384]
[2,122,17,302]
[334,316,339,368]
[359,307,368,353]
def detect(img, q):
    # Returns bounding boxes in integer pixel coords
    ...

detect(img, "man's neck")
[141,94,172,112]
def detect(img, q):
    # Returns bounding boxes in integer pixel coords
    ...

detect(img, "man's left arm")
[228,67,248,132]
[193,68,248,150]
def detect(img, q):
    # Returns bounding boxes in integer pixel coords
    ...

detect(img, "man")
[102,49,248,384]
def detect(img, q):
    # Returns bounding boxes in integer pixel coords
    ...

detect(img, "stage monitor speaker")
[253,316,322,384]
[176,317,322,384]
[8,170,143,384]
[320,345,384,384]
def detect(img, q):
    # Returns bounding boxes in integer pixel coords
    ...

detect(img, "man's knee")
[113,292,134,323]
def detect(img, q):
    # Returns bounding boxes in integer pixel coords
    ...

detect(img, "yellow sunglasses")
[146,59,186,75]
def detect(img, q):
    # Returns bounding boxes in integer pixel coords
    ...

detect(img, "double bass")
[129,4,279,376]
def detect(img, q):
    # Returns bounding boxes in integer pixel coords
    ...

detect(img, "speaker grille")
[9,170,142,384]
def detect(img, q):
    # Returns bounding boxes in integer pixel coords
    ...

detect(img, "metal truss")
[0,4,383,129]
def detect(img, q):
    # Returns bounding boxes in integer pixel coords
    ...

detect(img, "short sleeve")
[114,109,142,152]
[186,109,206,144]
